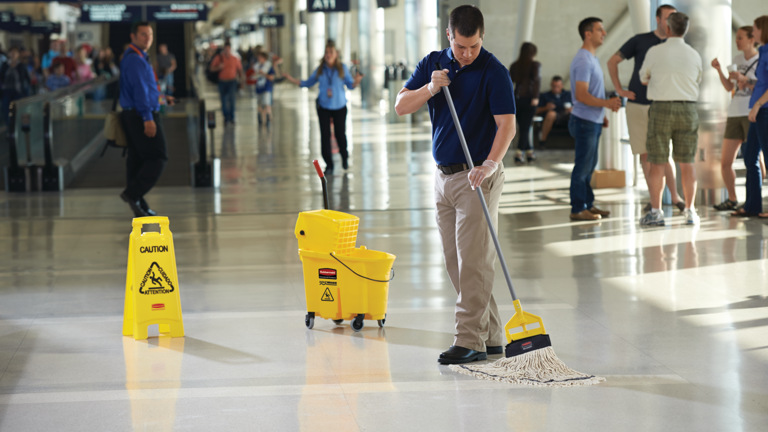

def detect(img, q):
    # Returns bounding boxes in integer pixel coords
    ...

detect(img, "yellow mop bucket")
[295,161,396,332]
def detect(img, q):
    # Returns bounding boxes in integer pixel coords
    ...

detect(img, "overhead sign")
[238,23,257,34]
[224,29,238,38]
[0,11,13,31]
[81,4,142,23]
[12,14,30,32]
[147,3,208,22]
[308,0,350,13]
[259,14,284,28]
[30,21,61,35]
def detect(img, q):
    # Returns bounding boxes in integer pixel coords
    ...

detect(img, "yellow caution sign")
[123,217,185,340]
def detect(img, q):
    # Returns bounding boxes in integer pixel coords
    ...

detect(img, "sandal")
[731,208,757,217]
[713,200,738,211]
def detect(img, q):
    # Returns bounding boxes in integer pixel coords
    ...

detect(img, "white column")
[512,0,537,62]
[627,0,651,34]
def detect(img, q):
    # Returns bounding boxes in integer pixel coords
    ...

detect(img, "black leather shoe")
[437,346,487,365]
[121,192,149,217]
[324,167,334,176]
[342,159,349,170]
[486,346,503,355]
[139,198,157,216]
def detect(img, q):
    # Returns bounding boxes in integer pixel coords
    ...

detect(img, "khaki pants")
[435,163,505,352]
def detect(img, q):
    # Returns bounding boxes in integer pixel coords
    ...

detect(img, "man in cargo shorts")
[607,4,685,214]
[394,5,517,364]
[639,12,702,226]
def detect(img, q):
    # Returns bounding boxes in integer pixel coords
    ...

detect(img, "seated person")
[536,75,573,147]
[46,62,71,91]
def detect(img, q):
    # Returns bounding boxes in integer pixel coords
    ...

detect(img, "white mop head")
[449,346,605,387]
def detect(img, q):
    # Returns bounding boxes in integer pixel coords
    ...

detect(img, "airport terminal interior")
[1,0,768,430]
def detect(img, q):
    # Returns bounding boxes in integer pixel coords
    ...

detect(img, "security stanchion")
[122,216,185,340]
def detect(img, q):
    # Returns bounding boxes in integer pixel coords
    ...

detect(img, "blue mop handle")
[436,63,518,302]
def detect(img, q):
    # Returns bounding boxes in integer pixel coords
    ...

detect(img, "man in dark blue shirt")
[395,5,516,365]
[119,21,174,217]
[536,75,572,146]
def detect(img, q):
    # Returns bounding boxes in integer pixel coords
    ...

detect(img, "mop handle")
[313,160,330,210]
[437,65,518,302]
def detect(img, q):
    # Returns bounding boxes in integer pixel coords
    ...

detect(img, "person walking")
[394,5,516,365]
[639,12,702,226]
[607,4,685,214]
[734,16,768,218]
[0,47,31,124]
[253,51,275,127]
[283,41,363,175]
[508,42,540,165]
[119,21,175,217]
[209,43,244,125]
[156,44,177,96]
[73,46,94,84]
[711,26,761,211]
[568,17,621,221]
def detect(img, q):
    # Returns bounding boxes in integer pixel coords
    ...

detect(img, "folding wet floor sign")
[123,217,185,340]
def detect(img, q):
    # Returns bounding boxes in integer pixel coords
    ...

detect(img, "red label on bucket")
[319,268,337,280]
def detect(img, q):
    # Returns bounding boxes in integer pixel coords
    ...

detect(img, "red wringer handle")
[313,160,330,210]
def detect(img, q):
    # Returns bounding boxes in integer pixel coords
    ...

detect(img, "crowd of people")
[506,6,768,226]
[202,43,284,127]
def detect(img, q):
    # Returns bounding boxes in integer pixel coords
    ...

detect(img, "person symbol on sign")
[150,272,163,287]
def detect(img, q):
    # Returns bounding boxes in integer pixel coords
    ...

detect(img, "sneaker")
[684,208,700,225]
[713,199,738,211]
[640,209,665,227]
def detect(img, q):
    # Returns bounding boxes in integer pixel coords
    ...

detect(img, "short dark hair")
[224,42,231,48]
[578,17,602,41]
[667,12,689,37]
[257,51,268,60]
[131,21,150,35]
[552,75,563,82]
[755,16,768,45]
[656,4,676,18]
[448,5,484,38]
[53,62,64,70]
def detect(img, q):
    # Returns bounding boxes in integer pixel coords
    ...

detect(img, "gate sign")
[224,29,238,38]
[12,14,30,32]
[238,23,257,34]
[81,4,142,23]
[147,3,208,22]
[30,21,61,35]
[308,0,350,13]
[259,14,284,28]
[0,11,13,31]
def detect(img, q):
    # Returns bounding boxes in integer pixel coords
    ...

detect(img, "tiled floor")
[1,83,767,431]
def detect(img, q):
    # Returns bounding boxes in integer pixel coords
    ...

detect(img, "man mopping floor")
[395,5,517,365]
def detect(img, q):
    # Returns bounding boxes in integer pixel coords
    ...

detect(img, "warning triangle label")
[321,288,334,302]
[138,262,176,295]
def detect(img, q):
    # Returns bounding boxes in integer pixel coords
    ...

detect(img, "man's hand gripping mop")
[437,63,604,387]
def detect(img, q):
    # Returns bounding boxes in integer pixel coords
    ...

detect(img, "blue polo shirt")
[750,44,768,110]
[405,47,516,165]
[119,44,160,122]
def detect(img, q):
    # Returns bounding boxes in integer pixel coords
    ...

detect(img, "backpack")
[206,54,222,84]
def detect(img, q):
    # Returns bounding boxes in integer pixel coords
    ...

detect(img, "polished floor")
[1,83,768,431]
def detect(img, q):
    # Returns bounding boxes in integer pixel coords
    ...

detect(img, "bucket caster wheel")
[305,313,315,329]
[332,319,343,325]
[351,314,365,332]
[378,314,386,328]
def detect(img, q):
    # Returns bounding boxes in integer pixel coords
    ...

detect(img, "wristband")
[427,84,435,97]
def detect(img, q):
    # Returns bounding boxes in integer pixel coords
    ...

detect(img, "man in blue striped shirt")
[119,21,174,217]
